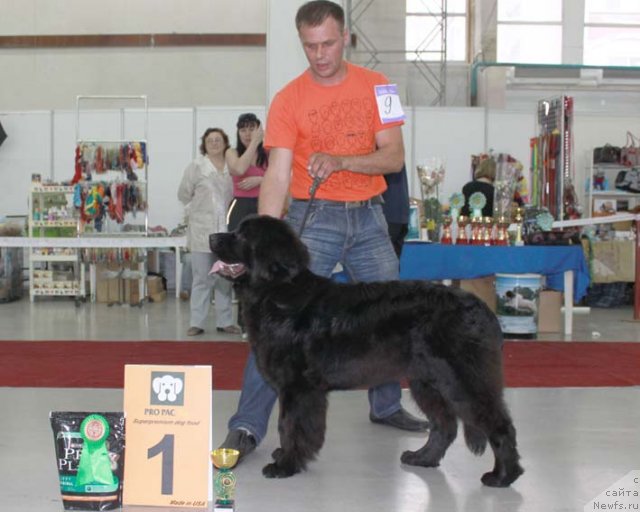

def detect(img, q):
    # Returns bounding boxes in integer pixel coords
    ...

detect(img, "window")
[497,0,562,64]
[584,0,640,66]
[406,0,467,62]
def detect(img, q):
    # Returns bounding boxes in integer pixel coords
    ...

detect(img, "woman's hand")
[238,176,263,190]
[250,126,264,145]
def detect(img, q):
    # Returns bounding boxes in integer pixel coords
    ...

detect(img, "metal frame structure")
[345,0,448,106]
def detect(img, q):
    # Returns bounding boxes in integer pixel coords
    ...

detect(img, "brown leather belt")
[293,195,383,209]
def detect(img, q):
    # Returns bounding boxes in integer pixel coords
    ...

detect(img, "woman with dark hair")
[225,113,268,230]
[178,128,241,336]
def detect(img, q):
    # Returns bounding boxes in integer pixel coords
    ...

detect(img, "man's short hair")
[296,0,345,32]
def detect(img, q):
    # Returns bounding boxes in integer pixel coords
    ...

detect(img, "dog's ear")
[250,221,309,283]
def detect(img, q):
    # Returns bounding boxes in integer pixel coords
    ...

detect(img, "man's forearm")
[258,172,289,217]
[340,145,404,175]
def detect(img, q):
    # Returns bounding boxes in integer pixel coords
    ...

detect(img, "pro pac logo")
[150,372,185,406]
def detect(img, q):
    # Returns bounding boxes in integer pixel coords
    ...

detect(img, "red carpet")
[0,341,638,389]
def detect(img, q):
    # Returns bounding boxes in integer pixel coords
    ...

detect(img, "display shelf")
[31,219,78,228]
[32,287,81,296]
[31,254,80,262]
[73,95,150,303]
[28,185,85,303]
[31,185,75,193]
[592,190,638,197]
[586,155,640,217]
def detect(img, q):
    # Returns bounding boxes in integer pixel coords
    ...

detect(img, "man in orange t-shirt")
[219,0,429,464]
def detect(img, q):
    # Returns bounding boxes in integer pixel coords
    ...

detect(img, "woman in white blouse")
[178,128,241,336]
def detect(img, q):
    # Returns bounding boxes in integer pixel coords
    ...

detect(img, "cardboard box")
[538,290,563,333]
[96,263,123,303]
[149,290,167,303]
[124,279,144,304]
[458,276,496,312]
[586,240,635,283]
[147,275,164,294]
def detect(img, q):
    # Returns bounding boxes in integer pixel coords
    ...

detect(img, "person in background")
[179,251,192,301]
[218,0,428,464]
[382,163,410,258]
[225,113,268,336]
[225,113,268,231]
[461,158,496,218]
[178,128,241,336]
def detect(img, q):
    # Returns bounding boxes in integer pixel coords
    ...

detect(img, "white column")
[266,0,309,107]
[563,0,585,64]
[266,0,346,106]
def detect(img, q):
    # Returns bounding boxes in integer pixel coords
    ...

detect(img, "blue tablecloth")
[399,243,590,302]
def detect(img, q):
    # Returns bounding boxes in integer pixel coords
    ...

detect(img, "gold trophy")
[456,215,469,245]
[495,215,510,246]
[440,215,453,244]
[211,448,239,512]
[470,216,483,245]
[513,207,525,246]
[482,217,493,245]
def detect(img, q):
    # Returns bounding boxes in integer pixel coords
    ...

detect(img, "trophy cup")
[440,215,453,244]
[470,216,483,245]
[513,207,525,246]
[211,448,239,512]
[456,215,469,244]
[495,215,510,246]
[482,217,493,246]
[416,159,445,242]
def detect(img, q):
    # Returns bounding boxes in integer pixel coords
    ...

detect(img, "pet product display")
[50,412,125,511]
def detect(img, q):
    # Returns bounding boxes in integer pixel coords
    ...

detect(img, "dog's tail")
[463,423,487,455]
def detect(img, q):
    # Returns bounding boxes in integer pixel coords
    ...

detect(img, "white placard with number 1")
[123,364,212,508]
[375,83,406,124]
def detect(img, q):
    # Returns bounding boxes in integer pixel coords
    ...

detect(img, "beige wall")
[0,0,267,110]
[0,0,265,34]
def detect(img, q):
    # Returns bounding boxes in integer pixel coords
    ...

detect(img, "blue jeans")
[227,199,403,444]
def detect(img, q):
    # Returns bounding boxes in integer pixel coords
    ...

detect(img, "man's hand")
[307,152,344,182]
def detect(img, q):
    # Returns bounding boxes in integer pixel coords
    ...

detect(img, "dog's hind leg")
[262,388,328,479]
[401,379,458,468]
[457,397,523,487]
[478,404,523,487]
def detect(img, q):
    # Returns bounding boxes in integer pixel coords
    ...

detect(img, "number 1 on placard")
[148,434,175,495]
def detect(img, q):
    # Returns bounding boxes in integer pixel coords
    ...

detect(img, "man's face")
[298,16,349,85]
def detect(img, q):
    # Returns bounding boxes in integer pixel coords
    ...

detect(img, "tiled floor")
[2,294,640,342]
[1,296,639,511]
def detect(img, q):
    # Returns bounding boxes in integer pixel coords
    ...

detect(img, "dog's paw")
[271,447,283,461]
[401,450,440,468]
[481,466,523,488]
[262,462,298,479]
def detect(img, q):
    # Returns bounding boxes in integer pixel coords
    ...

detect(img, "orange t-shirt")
[264,62,404,201]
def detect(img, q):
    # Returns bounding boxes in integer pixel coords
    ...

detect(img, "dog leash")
[297,176,322,236]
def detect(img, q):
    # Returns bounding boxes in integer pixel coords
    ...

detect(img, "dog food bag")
[50,412,125,511]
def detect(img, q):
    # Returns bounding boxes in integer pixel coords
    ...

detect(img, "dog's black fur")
[210,215,523,487]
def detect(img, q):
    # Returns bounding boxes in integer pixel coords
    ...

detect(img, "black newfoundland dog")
[210,215,523,487]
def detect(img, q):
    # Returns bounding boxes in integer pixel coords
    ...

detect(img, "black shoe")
[369,408,430,432]
[219,430,257,465]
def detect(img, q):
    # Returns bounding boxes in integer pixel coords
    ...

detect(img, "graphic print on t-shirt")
[306,97,377,193]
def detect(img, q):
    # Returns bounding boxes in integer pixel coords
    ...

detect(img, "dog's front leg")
[262,388,328,478]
